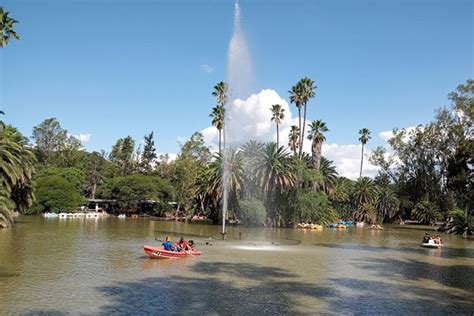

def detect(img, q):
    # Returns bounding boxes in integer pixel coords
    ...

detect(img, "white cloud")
[321,143,379,180]
[379,126,420,142]
[201,64,215,73]
[71,133,91,143]
[156,152,177,163]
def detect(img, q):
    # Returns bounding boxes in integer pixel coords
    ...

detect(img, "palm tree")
[376,187,400,222]
[254,143,296,225]
[288,125,300,156]
[0,125,35,227]
[270,104,285,147]
[255,143,296,197]
[299,77,317,155]
[358,128,371,178]
[209,105,225,155]
[289,83,303,151]
[212,82,229,148]
[307,120,328,171]
[319,157,338,196]
[351,177,378,208]
[0,8,20,48]
[412,200,441,225]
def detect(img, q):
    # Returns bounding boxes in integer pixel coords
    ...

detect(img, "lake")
[1,216,473,314]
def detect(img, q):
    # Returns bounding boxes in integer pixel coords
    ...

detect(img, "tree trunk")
[218,129,222,155]
[276,123,279,148]
[91,182,97,200]
[300,102,307,156]
[359,144,364,178]
[297,107,302,155]
[313,140,322,171]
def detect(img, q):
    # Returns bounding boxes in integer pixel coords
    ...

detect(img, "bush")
[239,198,266,226]
[295,190,338,225]
[31,175,85,213]
[411,200,442,224]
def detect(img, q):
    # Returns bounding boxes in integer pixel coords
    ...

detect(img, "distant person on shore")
[162,236,175,251]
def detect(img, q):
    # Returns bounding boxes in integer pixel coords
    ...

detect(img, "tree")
[110,136,135,176]
[141,132,157,174]
[307,120,328,171]
[100,175,173,214]
[358,128,371,178]
[288,125,300,156]
[84,151,108,199]
[270,104,285,147]
[412,200,442,224]
[299,77,317,155]
[31,176,85,213]
[0,7,20,48]
[376,187,400,222]
[31,118,68,165]
[239,198,266,226]
[0,125,35,227]
[294,190,338,225]
[35,167,86,195]
[289,82,303,153]
[212,82,229,148]
[209,105,225,155]
[318,157,338,196]
[351,177,378,208]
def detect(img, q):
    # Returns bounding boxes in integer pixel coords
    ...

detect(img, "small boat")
[117,214,126,218]
[421,242,443,248]
[42,212,59,218]
[144,245,202,259]
[336,224,346,229]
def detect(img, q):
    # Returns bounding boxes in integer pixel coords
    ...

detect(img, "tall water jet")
[222,0,253,238]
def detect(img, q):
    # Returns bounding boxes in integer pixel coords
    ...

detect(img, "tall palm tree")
[307,120,328,171]
[212,82,229,148]
[270,104,285,147]
[209,105,225,155]
[0,8,20,48]
[299,77,317,155]
[288,125,300,156]
[289,83,303,151]
[376,187,400,221]
[358,128,371,178]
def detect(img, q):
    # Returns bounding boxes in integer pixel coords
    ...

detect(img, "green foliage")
[439,208,473,235]
[110,136,136,176]
[294,190,338,225]
[100,175,173,213]
[239,198,266,226]
[31,176,85,213]
[354,203,379,224]
[35,167,86,195]
[411,200,442,224]
[0,7,20,48]
[141,132,157,174]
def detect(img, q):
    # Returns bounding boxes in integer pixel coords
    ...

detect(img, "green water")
[0,216,473,314]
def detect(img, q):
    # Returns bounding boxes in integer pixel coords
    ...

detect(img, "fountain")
[222,0,253,239]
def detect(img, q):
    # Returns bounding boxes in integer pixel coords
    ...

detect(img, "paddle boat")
[297,223,323,230]
[421,240,443,248]
[42,212,59,218]
[143,245,202,259]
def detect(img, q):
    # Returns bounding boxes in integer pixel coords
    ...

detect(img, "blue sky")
[1,0,472,174]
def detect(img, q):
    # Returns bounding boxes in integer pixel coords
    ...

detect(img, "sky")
[1,0,472,179]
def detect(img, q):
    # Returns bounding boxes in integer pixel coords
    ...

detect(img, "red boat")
[143,245,202,259]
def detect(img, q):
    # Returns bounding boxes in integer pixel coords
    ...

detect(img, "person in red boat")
[176,237,188,252]
[162,236,175,251]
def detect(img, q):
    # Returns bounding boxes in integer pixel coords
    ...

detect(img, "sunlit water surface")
[1,217,473,314]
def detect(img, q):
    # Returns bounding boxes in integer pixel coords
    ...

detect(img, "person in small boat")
[422,233,430,243]
[162,236,175,251]
[176,237,188,252]
[187,240,195,251]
